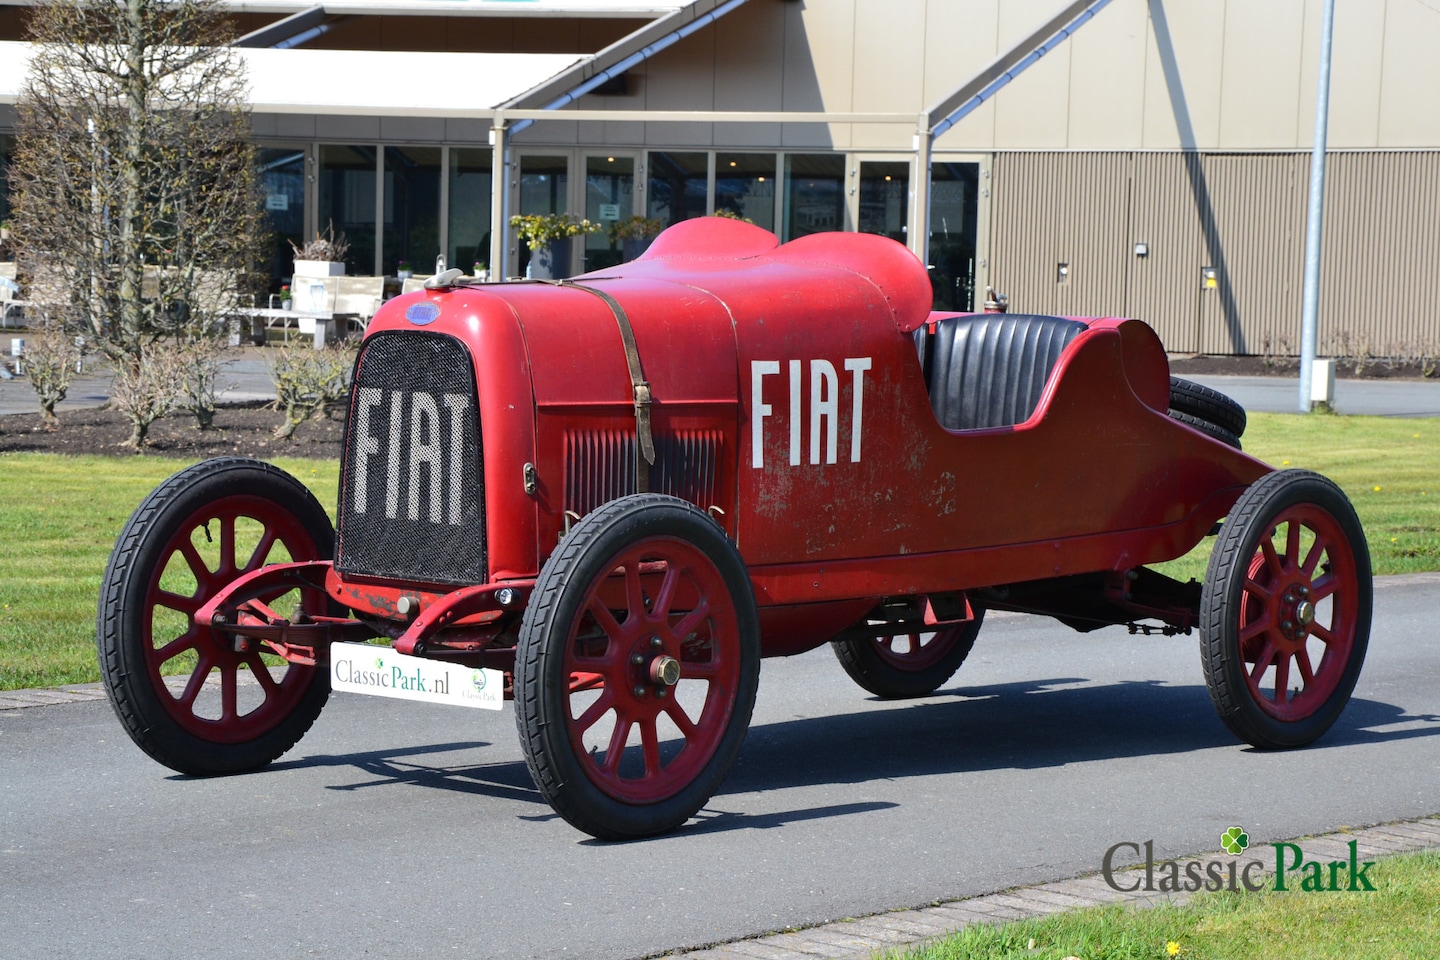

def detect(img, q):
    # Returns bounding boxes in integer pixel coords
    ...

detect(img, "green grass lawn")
[0,412,1436,691]
[0,453,338,690]
[890,848,1440,960]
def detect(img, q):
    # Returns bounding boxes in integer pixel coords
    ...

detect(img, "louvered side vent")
[564,429,722,516]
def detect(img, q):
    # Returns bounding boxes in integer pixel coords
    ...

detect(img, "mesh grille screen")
[337,332,485,585]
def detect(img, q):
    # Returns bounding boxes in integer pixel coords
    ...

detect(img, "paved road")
[4,574,1439,960]
[1185,374,1440,418]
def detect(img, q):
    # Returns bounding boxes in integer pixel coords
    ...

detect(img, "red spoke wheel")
[98,458,335,775]
[1200,469,1371,749]
[831,612,984,699]
[516,494,759,840]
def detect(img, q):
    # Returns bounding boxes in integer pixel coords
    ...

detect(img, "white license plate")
[330,642,503,710]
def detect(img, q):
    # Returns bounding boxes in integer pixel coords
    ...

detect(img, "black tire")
[1170,377,1247,437]
[1168,409,1243,449]
[515,494,760,840]
[1199,470,1371,749]
[831,610,984,698]
[97,457,335,775]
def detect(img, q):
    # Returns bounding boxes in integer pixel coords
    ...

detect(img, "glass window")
[783,154,845,240]
[584,155,634,272]
[448,148,492,276]
[858,160,909,243]
[715,153,776,231]
[646,151,708,227]
[318,144,378,275]
[929,161,980,311]
[257,146,305,286]
[383,146,441,276]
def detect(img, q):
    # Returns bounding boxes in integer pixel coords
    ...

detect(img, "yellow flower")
[1167,942,1182,957]
[1281,460,1291,465]
[1373,486,1382,492]
[1392,537,1399,543]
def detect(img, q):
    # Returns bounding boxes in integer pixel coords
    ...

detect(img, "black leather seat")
[921,313,1086,431]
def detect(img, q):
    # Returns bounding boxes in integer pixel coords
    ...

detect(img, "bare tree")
[8,0,266,447]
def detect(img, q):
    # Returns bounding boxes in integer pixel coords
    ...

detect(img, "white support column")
[910,114,931,265]
[489,118,508,281]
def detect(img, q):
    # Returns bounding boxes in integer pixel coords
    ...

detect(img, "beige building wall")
[547,0,1440,154]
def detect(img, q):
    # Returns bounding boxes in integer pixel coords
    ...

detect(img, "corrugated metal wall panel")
[1126,153,1204,352]
[987,149,1440,357]
[1318,152,1440,355]
[1194,154,1306,355]
[990,152,1129,319]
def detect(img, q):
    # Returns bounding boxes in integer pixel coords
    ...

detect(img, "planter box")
[293,259,346,278]
[529,238,573,281]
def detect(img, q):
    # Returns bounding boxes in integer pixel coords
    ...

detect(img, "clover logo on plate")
[1221,826,1249,855]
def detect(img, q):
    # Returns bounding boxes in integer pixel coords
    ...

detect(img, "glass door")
[928,159,982,311]
[512,153,571,277]
[583,153,637,272]
[853,156,910,244]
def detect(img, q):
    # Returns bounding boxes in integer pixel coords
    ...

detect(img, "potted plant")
[606,215,663,262]
[289,222,350,279]
[279,284,292,310]
[509,213,600,281]
[396,260,413,280]
[473,261,488,280]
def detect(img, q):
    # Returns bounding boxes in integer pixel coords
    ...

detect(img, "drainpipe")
[1299,0,1336,412]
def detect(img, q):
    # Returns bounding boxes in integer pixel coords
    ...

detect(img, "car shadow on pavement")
[718,677,1439,797]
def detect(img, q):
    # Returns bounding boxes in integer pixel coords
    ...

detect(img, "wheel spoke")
[1239,617,1272,646]
[1248,641,1277,685]
[178,537,212,585]
[603,717,632,773]
[650,562,680,622]
[1310,622,1336,645]
[573,691,615,734]
[244,654,281,696]
[1284,520,1300,568]
[154,631,200,665]
[670,598,712,642]
[586,597,625,641]
[1260,535,1283,579]
[679,659,720,680]
[640,719,661,777]
[1295,648,1315,687]
[244,528,279,573]
[156,590,200,614]
[624,561,646,619]
[1273,655,1291,704]
[220,665,238,721]
[664,698,699,741]
[178,658,212,709]
[1243,577,1273,603]
[1311,574,1339,602]
[218,514,237,577]
[1301,536,1327,577]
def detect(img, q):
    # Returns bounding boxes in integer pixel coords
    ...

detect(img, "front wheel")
[97,458,335,775]
[1199,470,1371,749]
[515,494,760,840]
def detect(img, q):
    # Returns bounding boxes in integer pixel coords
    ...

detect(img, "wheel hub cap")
[649,655,681,687]
[1295,599,1315,627]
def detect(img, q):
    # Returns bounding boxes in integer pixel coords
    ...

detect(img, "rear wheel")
[1199,470,1371,748]
[515,494,759,840]
[832,611,984,699]
[1168,409,1242,449]
[97,458,335,775]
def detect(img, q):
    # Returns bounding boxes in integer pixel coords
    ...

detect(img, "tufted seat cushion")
[924,313,1086,431]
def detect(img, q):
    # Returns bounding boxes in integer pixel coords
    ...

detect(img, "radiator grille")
[337,332,485,585]
[565,429,722,517]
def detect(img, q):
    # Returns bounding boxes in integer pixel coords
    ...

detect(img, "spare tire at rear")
[1169,376,1247,437]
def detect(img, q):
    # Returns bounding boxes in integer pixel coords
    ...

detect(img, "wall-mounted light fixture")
[1201,266,1218,290]
[1057,262,1069,284]
[1133,242,1149,257]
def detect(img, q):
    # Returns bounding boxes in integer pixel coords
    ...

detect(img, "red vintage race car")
[98,218,1372,839]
